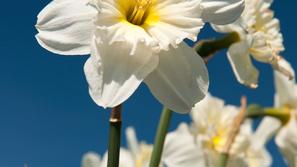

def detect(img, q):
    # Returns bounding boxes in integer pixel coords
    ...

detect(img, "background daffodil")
[253,60,297,167]
[162,94,271,167]
[212,0,292,88]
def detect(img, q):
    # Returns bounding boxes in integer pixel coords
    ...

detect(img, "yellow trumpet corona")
[117,0,158,27]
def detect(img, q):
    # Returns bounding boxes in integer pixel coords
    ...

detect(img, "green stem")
[194,32,240,60]
[107,105,122,167]
[246,104,290,124]
[149,108,172,167]
[246,104,265,118]
[218,153,229,167]
[264,108,290,124]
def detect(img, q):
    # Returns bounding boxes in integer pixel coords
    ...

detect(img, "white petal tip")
[247,83,259,89]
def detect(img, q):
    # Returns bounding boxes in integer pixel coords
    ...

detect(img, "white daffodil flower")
[36,0,245,113]
[212,0,292,88]
[162,94,271,167]
[253,60,297,167]
[83,127,160,167]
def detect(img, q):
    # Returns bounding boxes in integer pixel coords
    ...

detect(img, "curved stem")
[263,108,290,124]
[194,32,240,62]
[246,104,290,124]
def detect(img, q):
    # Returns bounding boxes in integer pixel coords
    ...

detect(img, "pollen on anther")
[126,0,152,26]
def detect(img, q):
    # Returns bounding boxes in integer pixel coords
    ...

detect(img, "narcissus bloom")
[212,0,292,88]
[253,60,297,167]
[36,0,244,113]
[162,94,271,167]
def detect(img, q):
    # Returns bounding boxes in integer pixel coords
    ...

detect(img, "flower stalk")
[246,104,290,124]
[218,153,229,167]
[264,108,291,124]
[149,108,172,167]
[218,96,247,167]
[194,32,240,63]
[107,105,122,167]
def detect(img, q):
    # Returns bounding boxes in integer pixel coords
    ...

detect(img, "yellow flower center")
[206,128,228,152]
[117,0,159,27]
[135,144,153,167]
[127,0,152,25]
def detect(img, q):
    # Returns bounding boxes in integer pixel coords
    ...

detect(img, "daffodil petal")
[274,59,297,108]
[270,57,294,81]
[211,22,244,34]
[163,123,206,167]
[125,127,140,157]
[82,152,101,167]
[275,113,297,167]
[191,94,225,127]
[246,1,284,63]
[147,0,204,50]
[84,36,158,108]
[227,41,259,88]
[245,148,272,167]
[252,117,282,150]
[145,42,209,114]
[36,0,96,55]
[201,0,245,25]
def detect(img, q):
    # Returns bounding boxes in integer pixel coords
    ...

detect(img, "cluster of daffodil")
[35,0,296,166]
[81,94,271,167]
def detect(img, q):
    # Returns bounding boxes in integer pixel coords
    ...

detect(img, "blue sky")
[0,0,296,166]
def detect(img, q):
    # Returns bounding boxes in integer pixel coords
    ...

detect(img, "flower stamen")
[127,0,152,25]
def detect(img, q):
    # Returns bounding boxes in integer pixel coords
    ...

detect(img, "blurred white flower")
[253,60,297,167]
[35,0,245,113]
[275,112,297,167]
[212,0,292,88]
[82,152,102,167]
[163,94,271,167]
[82,127,160,167]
